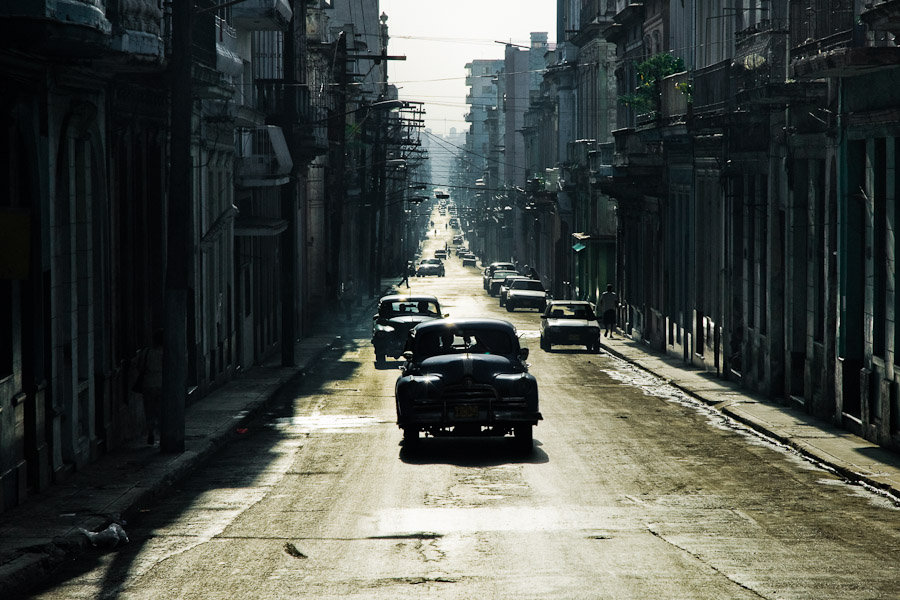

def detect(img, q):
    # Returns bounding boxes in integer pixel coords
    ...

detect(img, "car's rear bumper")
[397,400,542,430]
[545,329,600,345]
[508,295,546,308]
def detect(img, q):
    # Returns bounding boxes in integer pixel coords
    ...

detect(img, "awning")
[234,216,288,237]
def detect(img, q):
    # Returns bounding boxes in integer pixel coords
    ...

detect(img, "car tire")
[376,352,385,364]
[499,297,505,307]
[506,302,514,312]
[402,428,419,447]
[540,336,550,351]
[514,426,533,450]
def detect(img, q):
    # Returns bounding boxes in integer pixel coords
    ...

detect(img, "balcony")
[692,59,735,115]
[235,126,293,187]
[232,0,292,31]
[0,0,111,56]
[660,71,689,120]
[104,0,164,65]
[216,16,243,78]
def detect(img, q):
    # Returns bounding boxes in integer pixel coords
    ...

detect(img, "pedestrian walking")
[400,261,412,287]
[134,329,164,444]
[599,284,619,338]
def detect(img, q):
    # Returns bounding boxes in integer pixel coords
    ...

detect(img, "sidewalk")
[0,281,398,599]
[599,331,900,498]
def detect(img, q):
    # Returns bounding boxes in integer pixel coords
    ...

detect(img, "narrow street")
[33,213,900,599]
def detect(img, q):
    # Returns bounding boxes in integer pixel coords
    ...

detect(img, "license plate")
[453,404,478,418]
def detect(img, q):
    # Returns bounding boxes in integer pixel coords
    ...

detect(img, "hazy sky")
[380,0,557,136]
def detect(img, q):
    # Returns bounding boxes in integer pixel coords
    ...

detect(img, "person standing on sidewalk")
[135,329,164,444]
[341,276,357,320]
[599,283,619,338]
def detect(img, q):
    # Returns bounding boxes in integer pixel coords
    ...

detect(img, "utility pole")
[161,0,192,453]
[280,0,303,366]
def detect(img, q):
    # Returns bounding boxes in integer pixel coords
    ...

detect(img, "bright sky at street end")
[380,0,557,136]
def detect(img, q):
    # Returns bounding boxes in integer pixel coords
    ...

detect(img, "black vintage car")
[395,319,541,448]
[372,295,444,363]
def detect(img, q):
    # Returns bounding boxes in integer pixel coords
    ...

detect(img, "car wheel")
[540,336,550,351]
[402,427,419,446]
[376,352,386,364]
[514,426,533,449]
[506,302,514,312]
[499,297,505,307]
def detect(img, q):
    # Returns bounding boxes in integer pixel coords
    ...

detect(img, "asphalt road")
[32,215,900,599]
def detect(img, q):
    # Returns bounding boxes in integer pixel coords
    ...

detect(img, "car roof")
[379,294,440,304]
[413,318,517,335]
[491,269,517,277]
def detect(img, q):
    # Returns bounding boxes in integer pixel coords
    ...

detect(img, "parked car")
[434,248,447,259]
[488,270,518,296]
[483,262,517,290]
[499,275,530,307]
[452,235,463,245]
[372,295,445,363]
[505,278,550,312]
[395,318,541,447]
[539,300,601,352]
[461,253,477,267]
[455,245,469,256]
[417,258,445,277]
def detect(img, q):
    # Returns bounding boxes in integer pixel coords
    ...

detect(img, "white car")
[505,279,550,312]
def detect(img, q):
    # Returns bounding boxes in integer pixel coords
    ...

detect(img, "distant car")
[434,249,447,259]
[455,245,468,256]
[417,258,445,277]
[499,275,531,307]
[452,235,463,245]
[505,279,550,312]
[539,300,601,352]
[449,217,459,228]
[461,253,477,267]
[483,262,517,290]
[372,295,445,363]
[395,318,541,447]
[488,270,518,296]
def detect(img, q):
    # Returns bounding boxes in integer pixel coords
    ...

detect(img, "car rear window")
[492,270,517,279]
[512,280,545,291]
[547,304,595,319]
[416,327,514,357]
[380,300,440,317]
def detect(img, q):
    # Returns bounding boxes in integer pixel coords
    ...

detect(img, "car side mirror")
[518,347,529,361]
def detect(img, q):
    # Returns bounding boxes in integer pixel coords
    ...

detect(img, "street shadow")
[29,344,365,600]
[374,358,405,371]
[399,436,549,466]
[544,347,598,355]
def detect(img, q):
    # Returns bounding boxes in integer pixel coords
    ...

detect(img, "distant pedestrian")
[341,276,357,320]
[599,284,619,338]
[135,329,164,444]
[400,261,412,287]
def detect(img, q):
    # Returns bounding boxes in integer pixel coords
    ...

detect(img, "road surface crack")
[647,527,772,599]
